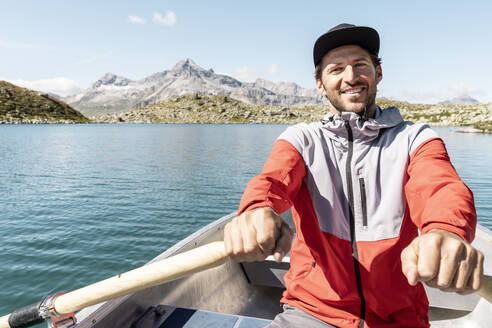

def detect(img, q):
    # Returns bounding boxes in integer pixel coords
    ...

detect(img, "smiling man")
[315,44,381,116]
[224,24,482,327]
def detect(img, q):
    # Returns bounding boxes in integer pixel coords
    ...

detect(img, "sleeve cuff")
[421,222,473,242]
[237,201,275,216]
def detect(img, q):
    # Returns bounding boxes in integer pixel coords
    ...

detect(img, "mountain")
[0,80,90,123]
[64,59,325,115]
[439,95,480,105]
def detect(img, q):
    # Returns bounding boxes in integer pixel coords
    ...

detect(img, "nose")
[343,65,358,84]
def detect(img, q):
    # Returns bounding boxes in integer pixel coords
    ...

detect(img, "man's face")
[316,45,382,116]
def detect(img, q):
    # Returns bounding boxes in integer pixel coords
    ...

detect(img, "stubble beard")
[325,84,378,116]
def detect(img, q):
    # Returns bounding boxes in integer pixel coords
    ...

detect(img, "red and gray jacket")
[237,107,476,328]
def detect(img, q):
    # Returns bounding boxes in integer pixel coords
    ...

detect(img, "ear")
[375,65,383,84]
[316,78,327,97]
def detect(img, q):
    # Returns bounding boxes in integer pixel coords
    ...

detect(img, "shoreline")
[89,95,492,132]
[0,121,491,134]
[2,94,491,133]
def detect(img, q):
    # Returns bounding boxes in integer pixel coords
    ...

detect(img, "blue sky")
[1,0,491,103]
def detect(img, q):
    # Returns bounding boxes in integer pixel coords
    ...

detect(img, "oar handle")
[0,241,228,328]
[56,241,227,314]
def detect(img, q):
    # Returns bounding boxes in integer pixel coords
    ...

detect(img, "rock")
[0,87,12,99]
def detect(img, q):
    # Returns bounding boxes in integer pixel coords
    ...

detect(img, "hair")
[314,53,382,80]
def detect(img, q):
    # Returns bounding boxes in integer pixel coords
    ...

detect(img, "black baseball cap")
[313,23,380,66]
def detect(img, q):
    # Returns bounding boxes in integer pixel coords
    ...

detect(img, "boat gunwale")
[75,212,237,326]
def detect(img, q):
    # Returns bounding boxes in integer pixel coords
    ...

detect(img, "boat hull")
[75,212,491,327]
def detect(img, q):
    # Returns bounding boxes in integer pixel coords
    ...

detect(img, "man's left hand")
[401,229,484,294]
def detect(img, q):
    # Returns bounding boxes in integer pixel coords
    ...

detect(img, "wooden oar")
[0,241,490,328]
[0,241,228,328]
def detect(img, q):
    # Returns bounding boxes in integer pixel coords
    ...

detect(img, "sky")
[1,0,491,103]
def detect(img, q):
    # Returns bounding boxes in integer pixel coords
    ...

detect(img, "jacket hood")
[321,106,404,142]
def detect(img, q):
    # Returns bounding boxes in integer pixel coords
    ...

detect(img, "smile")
[341,86,366,95]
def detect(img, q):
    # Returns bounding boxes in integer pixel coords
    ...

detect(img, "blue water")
[0,124,490,321]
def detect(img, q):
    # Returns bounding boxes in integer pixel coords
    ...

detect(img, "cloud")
[230,66,261,82]
[269,64,279,75]
[1,77,83,97]
[127,15,146,24]
[0,41,37,49]
[77,52,112,65]
[0,41,56,52]
[153,11,177,26]
[447,82,483,98]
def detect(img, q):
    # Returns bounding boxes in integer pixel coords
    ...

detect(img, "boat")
[69,210,491,328]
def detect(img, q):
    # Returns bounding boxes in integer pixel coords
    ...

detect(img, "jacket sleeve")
[238,139,306,215]
[405,138,476,242]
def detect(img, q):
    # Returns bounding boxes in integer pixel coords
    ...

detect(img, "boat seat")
[130,304,271,328]
[242,224,492,312]
[241,255,290,288]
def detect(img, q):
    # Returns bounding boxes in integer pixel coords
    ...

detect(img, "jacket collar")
[321,106,403,142]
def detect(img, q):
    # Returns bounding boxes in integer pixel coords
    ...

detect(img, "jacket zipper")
[344,120,366,327]
[359,178,368,228]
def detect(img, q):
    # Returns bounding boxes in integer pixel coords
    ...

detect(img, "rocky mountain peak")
[92,73,131,89]
[172,58,199,70]
[171,58,213,77]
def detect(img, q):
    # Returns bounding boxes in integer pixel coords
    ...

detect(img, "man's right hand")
[224,207,294,263]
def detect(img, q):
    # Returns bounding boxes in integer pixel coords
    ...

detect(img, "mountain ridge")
[64,59,325,116]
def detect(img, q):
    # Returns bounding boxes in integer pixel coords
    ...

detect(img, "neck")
[329,104,377,118]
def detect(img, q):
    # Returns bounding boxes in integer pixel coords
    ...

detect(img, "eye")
[328,67,343,74]
[355,62,367,68]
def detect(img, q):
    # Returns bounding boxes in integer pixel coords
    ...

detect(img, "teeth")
[342,87,364,94]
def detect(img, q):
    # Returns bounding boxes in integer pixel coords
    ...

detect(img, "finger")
[224,223,233,256]
[273,223,294,263]
[436,239,464,289]
[255,211,278,254]
[401,238,420,286]
[468,251,484,292]
[240,214,263,261]
[453,246,476,291]
[230,220,245,260]
[418,234,442,282]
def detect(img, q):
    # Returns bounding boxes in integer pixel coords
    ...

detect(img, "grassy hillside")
[94,94,322,124]
[94,94,492,132]
[377,98,491,131]
[0,81,90,123]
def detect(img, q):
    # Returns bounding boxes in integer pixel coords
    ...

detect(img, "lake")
[0,124,490,320]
